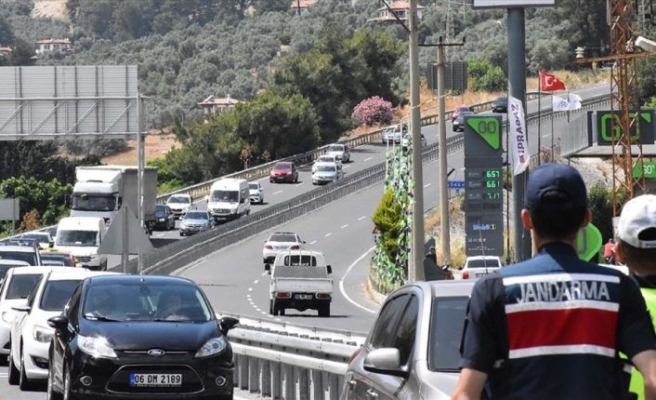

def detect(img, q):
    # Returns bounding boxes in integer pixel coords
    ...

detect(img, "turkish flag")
[539,71,567,92]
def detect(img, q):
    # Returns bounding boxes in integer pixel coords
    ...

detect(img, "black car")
[47,275,240,400]
[491,96,508,113]
[154,204,176,230]
[453,110,476,132]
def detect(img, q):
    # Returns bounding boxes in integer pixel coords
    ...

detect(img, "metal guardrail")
[224,315,365,400]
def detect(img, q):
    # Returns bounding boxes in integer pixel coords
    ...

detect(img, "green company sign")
[576,223,603,262]
[466,117,501,149]
[597,110,655,145]
[632,161,656,179]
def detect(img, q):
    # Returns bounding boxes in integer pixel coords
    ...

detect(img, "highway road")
[0,84,610,400]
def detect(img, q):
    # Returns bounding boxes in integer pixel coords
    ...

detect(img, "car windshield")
[467,259,500,269]
[168,196,190,204]
[155,205,167,213]
[40,280,81,311]
[210,190,239,202]
[56,230,98,247]
[0,264,27,281]
[6,274,42,299]
[317,165,336,172]
[71,195,116,211]
[269,234,297,243]
[83,282,212,322]
[328,145,344,152]
[41,254,74,267]
[249,183,259,190]
[274,163,292,170]
[428,296,469,371]
[21,234,49,244]
[0,251,37,265]
[184,212,208,221]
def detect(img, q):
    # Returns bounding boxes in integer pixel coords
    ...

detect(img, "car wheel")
[47,358,63,400]
[19,347,32,390]
[8,348,18,385]
[260,197,264,204]
[269,300,274,315]
[180,232,184,237]
[269,179,273,183]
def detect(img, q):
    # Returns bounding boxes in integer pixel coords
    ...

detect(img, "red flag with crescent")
[539,71,567,92]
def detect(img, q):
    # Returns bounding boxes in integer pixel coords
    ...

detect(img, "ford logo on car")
[147,348,166,357]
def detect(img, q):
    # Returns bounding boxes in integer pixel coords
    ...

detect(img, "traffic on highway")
[0,85,610,400]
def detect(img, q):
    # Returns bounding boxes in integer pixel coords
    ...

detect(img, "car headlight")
[78,335,117,358]
[1,311,13,324]
[195,336,227,358]
[33,325,53,343]
[180,222,187,228]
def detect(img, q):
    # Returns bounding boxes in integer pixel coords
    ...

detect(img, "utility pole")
[420,37,465,266]
[409,0,424,282]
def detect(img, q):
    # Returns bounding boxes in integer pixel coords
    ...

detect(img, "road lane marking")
[339,246,378,314]
[325,233,332,238]
[273,190,283,195]
[358,216,366,221]
[341,224,348,229]
[364,157,373,162]
[424,183,431,188]
[248,287,253,292]
[253,280,259,284]
[310,240,317,245]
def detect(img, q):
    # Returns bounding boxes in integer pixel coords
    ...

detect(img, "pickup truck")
[267,251,333,317]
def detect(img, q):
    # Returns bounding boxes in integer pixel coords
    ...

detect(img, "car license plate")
[475,272,489,278]
[294,294,313,300]
[129,373,182,387]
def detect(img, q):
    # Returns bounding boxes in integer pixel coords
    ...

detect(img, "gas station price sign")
[464,115,504,256]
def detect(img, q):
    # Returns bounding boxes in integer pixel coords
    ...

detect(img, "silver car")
[179,210,213,236]
[312,164,343,185]
[325,144,351,163]
[341,280,475,400]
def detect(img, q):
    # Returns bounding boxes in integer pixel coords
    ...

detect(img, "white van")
[54,217,108,270]
[207,178,251,223]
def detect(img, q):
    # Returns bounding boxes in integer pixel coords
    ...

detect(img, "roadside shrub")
[352,96,395,126]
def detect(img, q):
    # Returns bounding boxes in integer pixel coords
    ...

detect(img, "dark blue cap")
[525,163,587,210]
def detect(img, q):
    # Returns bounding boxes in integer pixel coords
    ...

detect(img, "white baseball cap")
[617,194,656,248]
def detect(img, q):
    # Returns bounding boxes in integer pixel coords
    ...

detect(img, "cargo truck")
[70,166,158,234]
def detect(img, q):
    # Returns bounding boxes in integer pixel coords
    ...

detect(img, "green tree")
[372,189,404,263]
[588,182,624,243]
[0,176,73,226]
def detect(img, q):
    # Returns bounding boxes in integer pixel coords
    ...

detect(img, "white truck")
[54,216,108,270]
[207,178,251,223]
[266,251,333,317]
[70,165,158,234]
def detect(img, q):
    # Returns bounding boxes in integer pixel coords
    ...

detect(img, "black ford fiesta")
[47,274,239,400]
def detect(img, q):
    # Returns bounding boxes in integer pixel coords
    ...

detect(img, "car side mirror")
[12,304,30,313]
[47,315,69,331]
[219,316,240,335]
[327,265,332,275]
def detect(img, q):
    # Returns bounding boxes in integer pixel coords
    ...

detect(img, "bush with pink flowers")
[352,96,395,126]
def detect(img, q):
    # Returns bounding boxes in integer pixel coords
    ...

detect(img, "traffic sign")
[448,180,465,189]
[576,223,603,262]
[632,161,656,179]
[466,117,501,150]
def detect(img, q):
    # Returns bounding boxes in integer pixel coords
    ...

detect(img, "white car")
[263,232,306,265]
[461,255,502,280]
[382,125,403,144]
[19,232,53,250]
[312,155,342,173]
[166,194,194,219]
[0,266,49,361]
[249,181,265,204]
[312,163,343,185]
[8,268,117,389]
[401,133,427,150]
[325,144,351,163]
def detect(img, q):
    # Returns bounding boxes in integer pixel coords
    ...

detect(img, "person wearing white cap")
[616,194,656,400]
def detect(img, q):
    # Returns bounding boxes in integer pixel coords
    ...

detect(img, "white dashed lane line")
[424,183,431,188]
[341,224,348,229]
[325,233,332,238]
[364,157,373,162]
[310,240,317,245]
[358,216,366,221]
[273,190,283,195]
